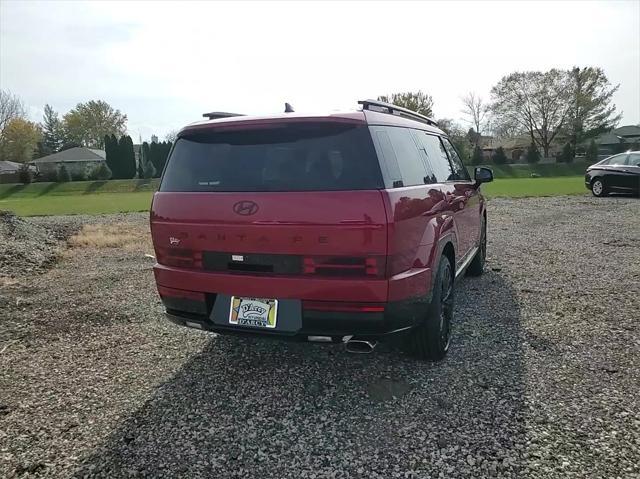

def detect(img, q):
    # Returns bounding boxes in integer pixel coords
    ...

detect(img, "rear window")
[160,123,383,192]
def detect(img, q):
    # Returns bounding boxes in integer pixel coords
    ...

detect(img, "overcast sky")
[1,0,639,141]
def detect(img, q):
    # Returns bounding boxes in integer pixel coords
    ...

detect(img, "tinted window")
[370,126,429,187]
[160,124,383,192]
[442,138,471,181]
[601,154,627,165]
[414,131,454,182]
[628,153,640,166]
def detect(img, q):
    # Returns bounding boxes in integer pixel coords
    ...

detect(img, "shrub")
[471,146,483,165]
[18,164,33,184]
[492,146,508,165]
[586,139,599,162]
[526,143,541,163]
[70,169,87,181]
[57,165,71,182]
[557,143,574,163]
[142,160,156,179]
[88,162,112,181]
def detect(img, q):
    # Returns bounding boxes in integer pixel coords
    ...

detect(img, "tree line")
[0,91,173,182]
[377,66,623,164]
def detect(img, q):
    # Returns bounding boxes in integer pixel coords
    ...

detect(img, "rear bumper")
[164,295,429,341]
[154,263,433,341]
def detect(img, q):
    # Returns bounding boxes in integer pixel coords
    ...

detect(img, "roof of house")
[597,131,621,145]
[0,160,22,173]
[613,125,640,138]
[31,147,106,164]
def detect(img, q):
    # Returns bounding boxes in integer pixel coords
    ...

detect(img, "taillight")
[302,256,386,278]
[155,247,203,269]
[303,301,385,313]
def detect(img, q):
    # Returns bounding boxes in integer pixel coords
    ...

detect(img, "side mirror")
[474,167,493,186]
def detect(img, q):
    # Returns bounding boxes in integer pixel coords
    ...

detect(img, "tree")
[117,135,136,179]
[41,104,64,153]
[461,92,487,146]
[567,67,621,151]
[436,118,471,163]
[586,139,599,162]
[525,142,541,163]
[57,164,71,182]
[0,90,26,141]
[0,118,42,163]
[490,69,572,158]
[63,100,127,148]
[492,146,508,165]
[471,145,484,165]
[139,142,156,178]
[377,91,434,117]
[18,164,33,184]
[165,130,178,142]
[104,134,120,178]
[149,141,172,177]
[557,143,574,163]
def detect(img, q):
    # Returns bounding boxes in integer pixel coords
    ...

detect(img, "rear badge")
[169,237,180,245]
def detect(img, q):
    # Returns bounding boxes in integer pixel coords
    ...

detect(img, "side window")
[442,138,471,181]
[603,154,627,165]
[414,131,454,183]
[372,126,429,187]
[371,128,403,188]
[628,153,640,166]
[384,127,429,186]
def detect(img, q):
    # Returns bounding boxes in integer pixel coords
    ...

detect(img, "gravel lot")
[1,195,638,478]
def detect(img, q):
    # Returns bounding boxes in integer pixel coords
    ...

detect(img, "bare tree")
[165,130,178,143]
[461,92,487,145]
[490,70,572,158]
[0,90,26,140]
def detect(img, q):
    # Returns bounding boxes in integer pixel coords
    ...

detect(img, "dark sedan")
[585,151,640,197]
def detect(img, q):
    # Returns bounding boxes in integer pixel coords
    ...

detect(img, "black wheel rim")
[439,262,453,351]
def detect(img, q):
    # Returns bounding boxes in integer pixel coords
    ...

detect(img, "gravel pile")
[0,196,638,478]
[0,211,67,279]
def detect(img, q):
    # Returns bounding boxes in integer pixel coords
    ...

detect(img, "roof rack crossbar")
[202,111,245,120]
[358,99,438,127]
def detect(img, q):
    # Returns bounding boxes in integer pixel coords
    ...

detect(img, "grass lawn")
[0,176,589,216]
[482,175,587,198]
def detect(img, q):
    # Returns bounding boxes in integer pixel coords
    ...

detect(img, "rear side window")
[442,138,471,181]
[414,131,454,183]
[160,123,383,192]
[370,126,429,187]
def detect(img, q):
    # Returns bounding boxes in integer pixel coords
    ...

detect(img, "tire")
[466,216,486,277]
[403,254,454,361]
[591,178,607,197]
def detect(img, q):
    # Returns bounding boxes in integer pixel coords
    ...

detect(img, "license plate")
[229,297,278,329]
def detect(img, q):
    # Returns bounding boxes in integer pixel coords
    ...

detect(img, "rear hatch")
[151,120,388,281]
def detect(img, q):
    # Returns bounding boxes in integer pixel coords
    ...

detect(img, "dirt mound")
[0,211,62,278]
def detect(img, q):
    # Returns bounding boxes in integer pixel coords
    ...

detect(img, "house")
[29,147,106,179]
[596,125,640,157]
[0,161,37,184]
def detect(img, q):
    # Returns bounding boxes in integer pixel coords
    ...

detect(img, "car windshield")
[160,123,383,192]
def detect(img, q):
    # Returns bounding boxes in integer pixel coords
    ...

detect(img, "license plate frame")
[228,296,278,329]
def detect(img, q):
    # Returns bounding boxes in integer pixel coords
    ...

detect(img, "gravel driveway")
[1,196,638,478]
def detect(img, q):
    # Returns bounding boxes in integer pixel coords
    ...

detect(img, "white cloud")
[1,0,638,140]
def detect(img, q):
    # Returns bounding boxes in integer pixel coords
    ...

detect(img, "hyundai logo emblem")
[233,200,259,216]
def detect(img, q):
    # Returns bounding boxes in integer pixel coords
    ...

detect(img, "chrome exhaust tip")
[345,339,377,354]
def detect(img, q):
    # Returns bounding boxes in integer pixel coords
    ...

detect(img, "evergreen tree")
[558,143,574,163]
[471,145,484,165]
[118,135,136,179]
[586,139,599,163]
[526,143,541,164]
[41,104,64,153]
[104,134,120,178]
[492,146,508,165]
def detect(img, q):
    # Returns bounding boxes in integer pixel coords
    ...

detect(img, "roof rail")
[202,111,245,120]
[358,99,438,127]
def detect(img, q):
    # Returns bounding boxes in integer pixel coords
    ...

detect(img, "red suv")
[150,100,493,360]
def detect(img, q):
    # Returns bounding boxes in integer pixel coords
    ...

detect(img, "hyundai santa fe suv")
[150,99,493,360]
